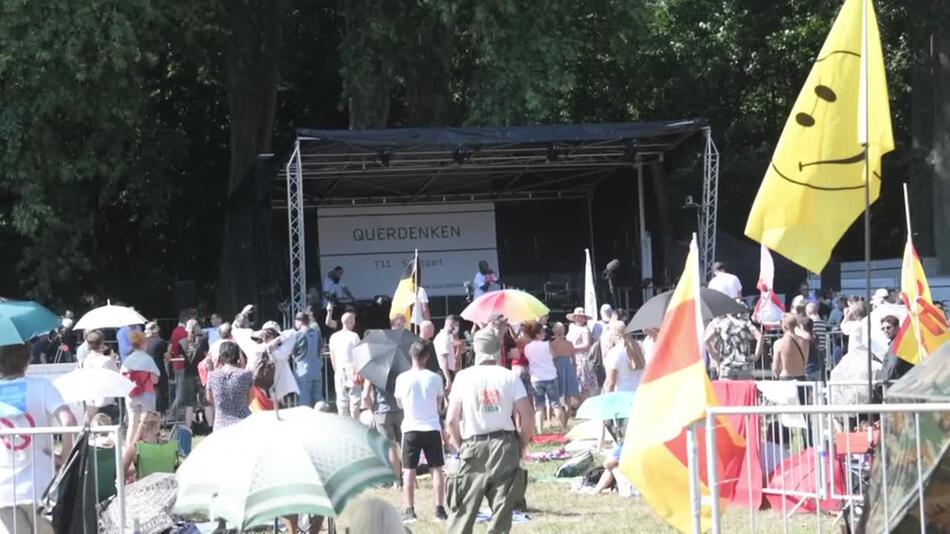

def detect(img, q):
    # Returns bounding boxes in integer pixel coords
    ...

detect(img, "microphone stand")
[606,273,619,310]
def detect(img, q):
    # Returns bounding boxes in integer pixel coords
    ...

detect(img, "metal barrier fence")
[1,425,125,534]
[697,402,950,534]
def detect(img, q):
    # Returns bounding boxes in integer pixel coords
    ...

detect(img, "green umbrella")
[0,300,60,347]
[173,406,395,529]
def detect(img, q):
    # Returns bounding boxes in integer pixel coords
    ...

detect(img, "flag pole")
[412,249,419,335]
[861,0,874,403]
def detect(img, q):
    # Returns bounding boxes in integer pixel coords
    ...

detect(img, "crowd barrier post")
[687,421,703,534]
[704,410,721,534]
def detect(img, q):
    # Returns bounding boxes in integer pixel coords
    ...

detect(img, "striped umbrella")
[460,289,550,325]
[173,406,395,529]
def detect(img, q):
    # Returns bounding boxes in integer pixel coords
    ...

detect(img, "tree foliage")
[0,0,940,312]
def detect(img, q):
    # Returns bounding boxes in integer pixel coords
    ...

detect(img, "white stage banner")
[317,203,498,299]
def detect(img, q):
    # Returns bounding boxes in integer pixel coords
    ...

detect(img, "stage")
[273,120,720,321]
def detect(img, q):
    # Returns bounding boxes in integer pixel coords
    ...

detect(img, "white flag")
[584,249,597,319]
[753,244,784,324]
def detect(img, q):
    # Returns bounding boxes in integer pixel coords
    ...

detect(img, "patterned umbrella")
[174,406,395,529]
[100,473,178,534]
[460,289,550,325]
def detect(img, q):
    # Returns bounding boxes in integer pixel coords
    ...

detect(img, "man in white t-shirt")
[411,286,430,326]
[328,312,362,418]
[473,260,500,299]
[708,261,743,299]
[433,315,459,391]
[323,266,354,307]
[394,341,447,524]
[445,327,534,534]
[1,343,77,534]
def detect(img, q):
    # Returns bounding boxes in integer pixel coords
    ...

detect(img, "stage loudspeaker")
[175,280,197,312]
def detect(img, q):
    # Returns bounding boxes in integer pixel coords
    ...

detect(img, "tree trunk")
[341,0,395,129]
[403,20,456,126]
[931,31,950,274]
[217,0,284,315]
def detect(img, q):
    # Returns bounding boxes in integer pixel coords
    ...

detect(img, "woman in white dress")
[565,307,597,398]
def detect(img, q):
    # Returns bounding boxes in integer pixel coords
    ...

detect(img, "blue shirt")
[117,325,141,361]
[293,327,323,379]
[204,327,221,345]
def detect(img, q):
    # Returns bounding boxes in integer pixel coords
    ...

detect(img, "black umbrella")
[352,329,421,391]
[626,287,749,333]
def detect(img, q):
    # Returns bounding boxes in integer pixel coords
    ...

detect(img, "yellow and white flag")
[745,0,893,273]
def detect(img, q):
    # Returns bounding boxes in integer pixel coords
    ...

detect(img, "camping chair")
[136,441,179,478]
[92,446,117,503]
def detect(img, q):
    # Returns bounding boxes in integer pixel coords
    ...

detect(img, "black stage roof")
[278,119,709,206]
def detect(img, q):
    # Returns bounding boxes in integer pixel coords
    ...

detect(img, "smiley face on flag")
[745,0,894,274]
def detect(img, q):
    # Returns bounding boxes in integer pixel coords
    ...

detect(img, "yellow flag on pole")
[744,0,893,273]
[893,241,950,364]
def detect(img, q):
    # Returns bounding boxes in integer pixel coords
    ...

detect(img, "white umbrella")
[73,303,146,331]
[174,406,395,529]
[53,368,134,403]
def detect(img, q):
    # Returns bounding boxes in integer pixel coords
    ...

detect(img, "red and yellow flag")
[619,237,745,533]
[893,240,950,364]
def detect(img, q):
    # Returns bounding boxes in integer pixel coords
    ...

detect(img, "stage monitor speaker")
[175,280,197,312]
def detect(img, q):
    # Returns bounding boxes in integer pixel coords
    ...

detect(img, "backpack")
[554,450,594,478]
[254,349,276,391]
[587,341,606,387]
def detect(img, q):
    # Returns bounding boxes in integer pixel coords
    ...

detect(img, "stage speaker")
[175,280,197,312]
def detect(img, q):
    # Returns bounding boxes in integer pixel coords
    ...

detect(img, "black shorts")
[402,430,445,469]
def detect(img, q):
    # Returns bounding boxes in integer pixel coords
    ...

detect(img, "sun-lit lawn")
[339,436,839,534]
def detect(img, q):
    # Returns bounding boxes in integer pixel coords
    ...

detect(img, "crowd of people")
[4,256,943,534]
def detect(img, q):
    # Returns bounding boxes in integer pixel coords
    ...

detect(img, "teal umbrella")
[0,300,60,347]
[174,406,395,529]
[576,391,637,421]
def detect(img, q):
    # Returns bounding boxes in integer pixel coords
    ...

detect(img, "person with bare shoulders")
[771,314,810,405]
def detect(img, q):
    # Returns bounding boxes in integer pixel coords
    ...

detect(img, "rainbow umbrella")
[460,289,550,325]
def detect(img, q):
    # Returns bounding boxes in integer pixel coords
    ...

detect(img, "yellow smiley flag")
[744,0,893,274]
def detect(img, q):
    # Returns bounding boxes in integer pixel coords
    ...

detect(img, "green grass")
[337,440,842,533]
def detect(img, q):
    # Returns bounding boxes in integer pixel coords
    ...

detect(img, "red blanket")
[531,433,568,445]
[712,380,763,509]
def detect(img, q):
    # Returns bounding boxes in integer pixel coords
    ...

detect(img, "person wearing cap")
[121,330,162,442]
[566,307,597,398]
[708,261,742,300]
[329,312,362,418]
[293,311,324,407]
[249,321,301,408]
[445,327,534,533]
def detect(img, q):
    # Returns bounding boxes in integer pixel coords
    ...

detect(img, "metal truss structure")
[281,121,718,317]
